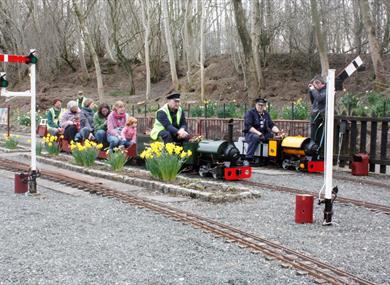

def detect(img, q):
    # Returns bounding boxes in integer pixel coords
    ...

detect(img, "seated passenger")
[150,91,190,144]
[77,98,95,141]
[46,99,64,136]
[121,117,137,146]
[94,103,110,145]
[107,101,130,150]
[243,98,281,161]
[60,100,81,141]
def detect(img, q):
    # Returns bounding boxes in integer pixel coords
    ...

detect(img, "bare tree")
[250,0,264,94]
[72,0,104,102]
[140,0,151,101]
[232,0,259,101]
[200,0,205,102]
[310,0,329,77]
[359,0,387,90]
[162,0,179,89]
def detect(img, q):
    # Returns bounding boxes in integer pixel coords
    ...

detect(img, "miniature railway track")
[241,180,390,215]
[0,158,380,285]
[332,174,390,190]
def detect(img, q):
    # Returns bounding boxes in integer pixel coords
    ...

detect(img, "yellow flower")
[187,150,192,157]
[97,143,103,150]
[180,152,187,159]
[60,135,64,139]
[48,142,53,147]
[174,146,183,155]
[140,151,146,159]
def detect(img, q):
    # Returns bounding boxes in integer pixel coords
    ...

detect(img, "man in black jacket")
[308,75,326,146]
[243,98,281,161]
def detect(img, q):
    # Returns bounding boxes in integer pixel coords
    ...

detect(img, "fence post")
[187,103,191,118]
[132,105,135,116]
[244,104,247,115]
[223,103,226,118]
[7,105,10,137]
[348,102,352,116]
[144,104,147,117]
[291,102,295,120]
[205,102,208,139]
[384,101,387,117]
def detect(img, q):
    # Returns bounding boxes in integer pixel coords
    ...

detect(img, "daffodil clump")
[106,146,128,171]
[140,142,192,182]
[3,134,19,149]
[42,133,61,155]
[70,139,103,167]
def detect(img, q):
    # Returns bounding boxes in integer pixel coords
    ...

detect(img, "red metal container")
[351,153,369,176]
[15,173,28,194]
[295,194,314,224]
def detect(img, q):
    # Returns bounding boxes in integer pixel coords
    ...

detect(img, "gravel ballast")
[173,186,390,284]
[0,170,316,285]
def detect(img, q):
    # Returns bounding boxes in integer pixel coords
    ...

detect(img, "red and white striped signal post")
[0,49,39,193]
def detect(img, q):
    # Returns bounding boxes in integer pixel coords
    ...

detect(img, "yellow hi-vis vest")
[48,107,64,127]
[150,104,183,140]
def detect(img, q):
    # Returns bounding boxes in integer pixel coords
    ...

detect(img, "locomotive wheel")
[282,159,289,170]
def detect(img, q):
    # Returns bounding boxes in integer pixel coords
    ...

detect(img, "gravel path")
[173,188,390,284]
[248,167,390,206]
[0,170,316,285]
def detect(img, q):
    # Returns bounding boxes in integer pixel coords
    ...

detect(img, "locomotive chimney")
[228,119,234,143]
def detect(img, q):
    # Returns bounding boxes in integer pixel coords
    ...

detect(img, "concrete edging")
[25,154,261,203]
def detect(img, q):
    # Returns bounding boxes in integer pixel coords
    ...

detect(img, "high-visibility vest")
[150,104,183,140]
[48,107,63,127]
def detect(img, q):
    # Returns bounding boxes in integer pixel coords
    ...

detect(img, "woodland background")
[0,0,389,117]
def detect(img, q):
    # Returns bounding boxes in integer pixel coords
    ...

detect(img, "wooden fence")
[136,116,390,173]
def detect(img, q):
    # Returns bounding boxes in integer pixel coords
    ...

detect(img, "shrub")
[339,92,359,115]
[43,133,60,155]
[70,140,103,167]
[282,99,309,120]
[140,142,192,182]
[3,134,19,149]
[106,147,128,171]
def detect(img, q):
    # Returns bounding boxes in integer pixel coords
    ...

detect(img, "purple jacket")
[60,111,80,129]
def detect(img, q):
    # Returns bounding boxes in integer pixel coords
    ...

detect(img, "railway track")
[0,157,380,285]
[332,174,390,190]
[241,180,390,215]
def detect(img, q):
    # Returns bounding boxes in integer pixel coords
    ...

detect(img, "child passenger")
[121,117,137,146]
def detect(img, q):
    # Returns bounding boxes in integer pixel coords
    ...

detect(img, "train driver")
[243,98,281,162]
[150,91,190,144]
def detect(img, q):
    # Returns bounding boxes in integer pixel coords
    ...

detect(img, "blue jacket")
[243,108,274,134]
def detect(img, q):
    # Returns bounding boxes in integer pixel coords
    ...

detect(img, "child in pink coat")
[121,116,137,145]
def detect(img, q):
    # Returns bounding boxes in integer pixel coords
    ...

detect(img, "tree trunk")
[310,0,329,77]
[140,0,151,101]
[77,32,90,81]
[162,0,179,89]
[359,0,387,90]
[108,0,135,95]
[353,0,363,54]
[250,0,264,94]
[73,0,104,102]
[232,0,259,102]
[184,0,193,84]
[200,0,205,102]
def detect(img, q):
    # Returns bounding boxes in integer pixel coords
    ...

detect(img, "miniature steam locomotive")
[234,135,323,172]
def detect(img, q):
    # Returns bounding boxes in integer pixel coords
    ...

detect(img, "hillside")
[1,53,387,115]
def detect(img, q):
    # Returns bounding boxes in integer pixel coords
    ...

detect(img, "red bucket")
[15,173,28,194]
[295,194,314,224]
